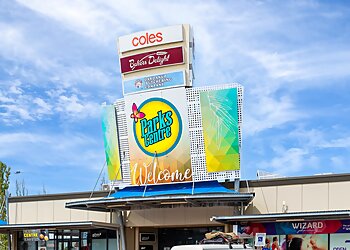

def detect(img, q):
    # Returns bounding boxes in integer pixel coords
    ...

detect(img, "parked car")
[171,244,252,250]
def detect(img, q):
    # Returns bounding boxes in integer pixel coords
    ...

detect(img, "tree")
[15,179,28,196]
[0,161,11,249]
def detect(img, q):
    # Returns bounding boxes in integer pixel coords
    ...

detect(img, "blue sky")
[1,0,350,195]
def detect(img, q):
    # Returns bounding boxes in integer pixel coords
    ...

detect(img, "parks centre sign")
[102,24,242,187]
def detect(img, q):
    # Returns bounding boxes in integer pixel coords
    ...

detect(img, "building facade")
[2,173,350,250]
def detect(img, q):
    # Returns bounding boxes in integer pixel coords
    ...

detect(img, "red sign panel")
[120,47,184,74]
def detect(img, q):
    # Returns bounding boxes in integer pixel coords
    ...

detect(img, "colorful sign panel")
[124,88,191,185]
[287,234,328,250]
[123,71,186,95]
[200,88,240,172]
[24,230,40,241]
[120,47,184,74]
[23,230,49,242]
[101,105,122,180]
[241,220,350,236]
[118,25,183,53]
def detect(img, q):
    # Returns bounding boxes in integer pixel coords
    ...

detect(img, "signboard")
[101,105,122,180]
[140,233,156,242]
[255,233,266,247]
[24,230,40,241]
[119,25,183,53]
[241,220,350,235]
[124,88,191,185]
[200,88,240,172]
[120,47,184,74]
[123,71,186,95]
[23,230,48,242]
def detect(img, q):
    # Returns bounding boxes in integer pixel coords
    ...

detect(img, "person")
[272,237,280,250]
[308,236,326,250]
[281,235,293,250]
[289,237,303,250]
[265,238,272,250]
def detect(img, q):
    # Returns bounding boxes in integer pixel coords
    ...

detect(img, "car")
[171,244,252,250]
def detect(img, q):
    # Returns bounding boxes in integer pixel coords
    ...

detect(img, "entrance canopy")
[66,181,254,212]
[211,210,350,224]
[0,221,119,234]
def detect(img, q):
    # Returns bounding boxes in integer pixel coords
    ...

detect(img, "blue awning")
[66,181,255,212]
[111,181,236,199]
[0,220,7,225]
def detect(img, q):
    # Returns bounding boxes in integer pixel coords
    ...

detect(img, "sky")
[1,0,350,195]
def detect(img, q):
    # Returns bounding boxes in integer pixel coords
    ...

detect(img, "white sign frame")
[255,233,266,247]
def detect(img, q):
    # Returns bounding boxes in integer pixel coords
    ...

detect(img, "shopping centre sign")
[125,88,192,185]
[120,47,184,74]
[118,25,183,53]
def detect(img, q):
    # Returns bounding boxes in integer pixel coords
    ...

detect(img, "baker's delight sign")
[125,88,191,185]
[120,47,184,74]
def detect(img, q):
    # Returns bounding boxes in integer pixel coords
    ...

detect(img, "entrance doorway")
[158,226,224,250]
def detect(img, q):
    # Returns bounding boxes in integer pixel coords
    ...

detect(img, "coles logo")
[130,98,182,157]
[132,32,163,47]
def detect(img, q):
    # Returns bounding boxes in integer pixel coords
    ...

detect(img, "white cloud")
[15,0,125,43]
[0,82,102,125]
[33,97,53,116]
[247,50,300,79]
[259,147,320,175]
[245,95,303,136]
[56,94,100,120]
[320,137,350,149]
[0,131,103,167]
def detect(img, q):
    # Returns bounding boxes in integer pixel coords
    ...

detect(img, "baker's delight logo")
[120,47,184,73]
[129,51,170,71]
[130,98,182,157]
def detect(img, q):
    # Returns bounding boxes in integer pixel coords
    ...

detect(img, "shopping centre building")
[2,173,350,250]
[1,24,350,250]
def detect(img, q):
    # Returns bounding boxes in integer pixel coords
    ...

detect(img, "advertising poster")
[255,233,266,247]
[101,105,122,180]
[123,71,186,95]
[330,233,350,250]
[241,220,350,236]
[287,234,328,250]
[23,230,40,241]
[200,88,240,172]
[124,88,191,185]
[120,47,184,74]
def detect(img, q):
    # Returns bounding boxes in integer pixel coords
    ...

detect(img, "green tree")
[0,161,11,249]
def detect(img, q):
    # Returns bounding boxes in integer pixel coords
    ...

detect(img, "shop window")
[81,231,91,250]
[91,229,107,250]
[18,241,36,250]
[108,230,118,250]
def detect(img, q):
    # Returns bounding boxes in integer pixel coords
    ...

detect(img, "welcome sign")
[124,88,191,185]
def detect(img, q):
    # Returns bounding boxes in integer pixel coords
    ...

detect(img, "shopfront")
[212,210,350,250]
[0,221,120,250]
[17,229,118,250]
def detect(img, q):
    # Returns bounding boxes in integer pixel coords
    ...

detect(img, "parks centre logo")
[130,97,182,157]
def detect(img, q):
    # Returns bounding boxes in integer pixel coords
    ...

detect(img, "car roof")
[171,244,251,250]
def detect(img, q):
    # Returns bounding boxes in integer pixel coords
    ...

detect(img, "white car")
[171,244,252,250]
